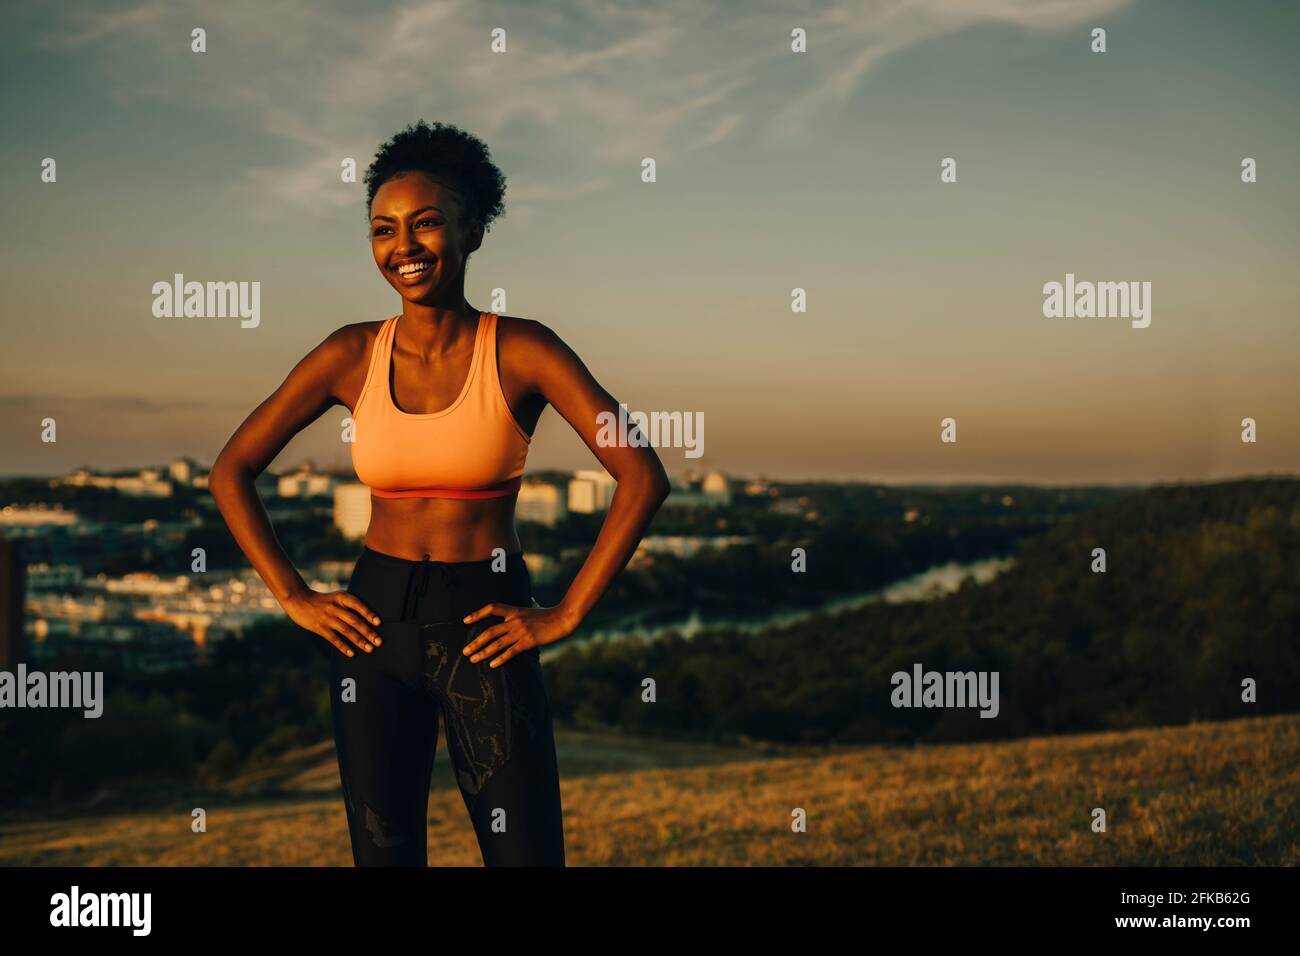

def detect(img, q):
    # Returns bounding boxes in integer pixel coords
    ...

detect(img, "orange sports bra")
[350,311,531,498]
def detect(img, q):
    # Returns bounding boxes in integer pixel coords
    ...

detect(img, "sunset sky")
[2,0,1297,484]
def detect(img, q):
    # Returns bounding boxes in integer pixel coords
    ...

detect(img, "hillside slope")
[2,713,1294,866]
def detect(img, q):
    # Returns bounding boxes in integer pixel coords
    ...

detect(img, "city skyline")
[1,455,1178,489]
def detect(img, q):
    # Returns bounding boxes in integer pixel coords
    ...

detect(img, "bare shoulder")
[496,313,577,361]
[304,317,385,369]
[496,314,592,397]
[285,318,387,409]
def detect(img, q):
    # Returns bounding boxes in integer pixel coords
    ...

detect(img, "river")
[563,554,1016,649]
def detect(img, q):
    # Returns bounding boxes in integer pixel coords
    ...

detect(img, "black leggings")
[329,546,565,866]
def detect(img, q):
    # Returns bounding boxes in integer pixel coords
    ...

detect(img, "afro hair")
[363,120,506,231]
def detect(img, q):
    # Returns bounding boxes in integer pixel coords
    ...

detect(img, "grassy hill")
[2,712,1294,866]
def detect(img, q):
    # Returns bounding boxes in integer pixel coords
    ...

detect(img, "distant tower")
[0,537,25,666]
[333,484,372,540]
[169,456,194,486]
[568,468,616,514]
[518,479,569,526]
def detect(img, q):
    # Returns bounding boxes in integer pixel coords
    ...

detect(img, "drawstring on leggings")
[399,553,460,620]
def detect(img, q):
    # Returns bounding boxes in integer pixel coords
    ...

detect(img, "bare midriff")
[362,495,523,562]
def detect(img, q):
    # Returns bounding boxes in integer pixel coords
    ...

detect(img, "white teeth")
[397,262,430,276]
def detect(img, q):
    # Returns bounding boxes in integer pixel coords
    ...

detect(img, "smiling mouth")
[394,261,433,280]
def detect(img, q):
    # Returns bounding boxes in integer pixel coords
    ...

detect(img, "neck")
[398,298,479,354]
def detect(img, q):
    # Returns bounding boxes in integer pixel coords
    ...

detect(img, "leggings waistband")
[356,546,529,621]
[359,545,526,569]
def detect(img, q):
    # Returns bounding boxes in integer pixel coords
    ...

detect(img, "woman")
[209,120,670,867]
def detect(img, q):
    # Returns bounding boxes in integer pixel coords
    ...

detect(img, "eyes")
[371,217,441,238]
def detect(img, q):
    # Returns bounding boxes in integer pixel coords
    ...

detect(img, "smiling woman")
[208,119,671,868]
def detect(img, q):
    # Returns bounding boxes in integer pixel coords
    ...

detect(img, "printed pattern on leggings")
[423,628,543,799]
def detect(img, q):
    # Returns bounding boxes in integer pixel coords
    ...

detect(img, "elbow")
[206,467,230,508]
[647,467,672,505]
[207,454,247,501]
[612,457,671,506]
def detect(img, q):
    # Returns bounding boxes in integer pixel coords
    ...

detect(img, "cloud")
[0,394,221,414]
[34,0,172,49]
[759,0,1132,145]
[0,393,256,475]
[31,0,1133,214]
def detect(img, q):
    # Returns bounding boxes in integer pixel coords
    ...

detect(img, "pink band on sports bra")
[368,476,524,499]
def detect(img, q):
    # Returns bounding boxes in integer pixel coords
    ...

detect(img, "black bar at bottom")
[0,865,1286,941]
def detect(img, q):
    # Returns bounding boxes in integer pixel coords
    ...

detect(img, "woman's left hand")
[461,602,577,666]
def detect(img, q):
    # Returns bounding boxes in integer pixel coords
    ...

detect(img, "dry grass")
[3,714,1295,866]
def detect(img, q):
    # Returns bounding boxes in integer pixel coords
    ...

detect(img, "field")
[2,714,1295,866]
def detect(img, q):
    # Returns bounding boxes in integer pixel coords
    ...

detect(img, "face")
[369,171,483,303]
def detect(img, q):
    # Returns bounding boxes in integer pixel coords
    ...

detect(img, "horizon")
[5,458,1297,492]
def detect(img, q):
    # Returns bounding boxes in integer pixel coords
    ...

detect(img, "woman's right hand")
[282,589,383,657]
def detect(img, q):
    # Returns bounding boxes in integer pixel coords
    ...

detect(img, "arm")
[208,325,384,657]
[463,320,672,665]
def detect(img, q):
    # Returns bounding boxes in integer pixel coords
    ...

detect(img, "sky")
[1,0,1297,484]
